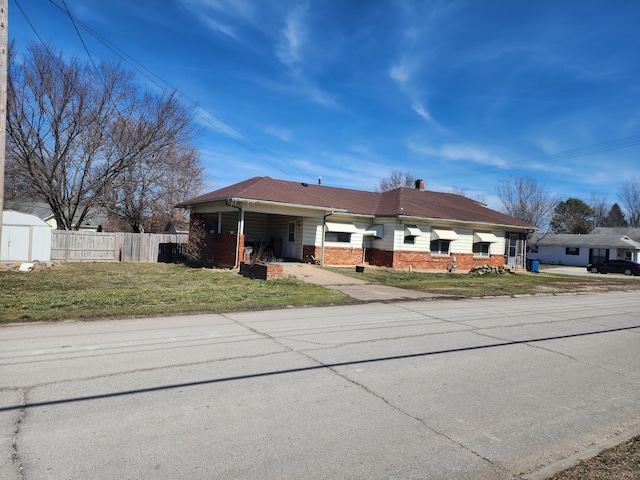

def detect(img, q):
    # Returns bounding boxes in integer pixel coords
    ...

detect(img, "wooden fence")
[51,231,189,263]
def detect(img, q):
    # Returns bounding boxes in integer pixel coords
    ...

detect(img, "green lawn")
[0,262,350,323]
[325,265,640,297]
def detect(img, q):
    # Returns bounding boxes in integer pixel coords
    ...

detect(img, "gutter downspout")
[227,199,243,269]
[321,211,334,266]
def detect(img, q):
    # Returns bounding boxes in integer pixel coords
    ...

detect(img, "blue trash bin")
[531,259,539,273]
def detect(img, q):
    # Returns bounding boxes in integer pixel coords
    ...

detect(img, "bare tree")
[100,106,204,232]
[6,43,202,231]
[375,171,417,192]
[448,187,487,205]
[588,192,609,228]
[619,179,640,227]
[495,176,557,229]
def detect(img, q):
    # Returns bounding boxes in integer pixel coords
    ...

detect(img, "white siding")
[529,246,589,266]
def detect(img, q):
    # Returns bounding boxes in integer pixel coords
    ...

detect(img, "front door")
[589,248,608,264]
[507,233,518,268]
[285,221,296,258]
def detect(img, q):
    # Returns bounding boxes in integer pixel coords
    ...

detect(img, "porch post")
[217,212,222,233]
[235,207,244,268]
[321,211,333,266]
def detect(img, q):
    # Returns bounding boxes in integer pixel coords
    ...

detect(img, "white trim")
[474,232,499,243]
[432,229,459,240]
[325,222,358,233]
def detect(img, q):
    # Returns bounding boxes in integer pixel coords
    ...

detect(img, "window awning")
[325,222,358,233]
[431,229,459,240]
[405,227,423,237]
[474,232,499,243]
[364,225,384,238]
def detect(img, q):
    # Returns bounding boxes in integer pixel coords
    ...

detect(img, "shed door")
[1,226,31,261]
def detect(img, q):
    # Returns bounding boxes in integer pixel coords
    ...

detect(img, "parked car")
[586,259,640,276]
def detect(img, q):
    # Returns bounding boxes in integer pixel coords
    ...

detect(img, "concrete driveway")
[543,265,640,278]
[2,291,640,479]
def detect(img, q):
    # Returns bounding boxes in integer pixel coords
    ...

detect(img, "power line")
[503,134,640,170]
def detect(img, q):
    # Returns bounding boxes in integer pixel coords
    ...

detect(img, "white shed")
[1,210,52,262]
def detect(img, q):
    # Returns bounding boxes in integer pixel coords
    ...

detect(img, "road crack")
[11,388,28,480]
[224,314,508,475]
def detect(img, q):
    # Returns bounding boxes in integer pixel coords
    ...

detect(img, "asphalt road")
[2,292,640,479]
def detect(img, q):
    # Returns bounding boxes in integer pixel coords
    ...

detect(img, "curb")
[523,424,640,479]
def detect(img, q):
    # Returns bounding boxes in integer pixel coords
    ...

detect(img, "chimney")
[415,179,425,190]
[318,176,322,185]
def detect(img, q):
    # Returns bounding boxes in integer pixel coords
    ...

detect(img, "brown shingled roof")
[179,176,535,228]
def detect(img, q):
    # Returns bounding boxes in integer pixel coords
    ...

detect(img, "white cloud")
[180,0,256,41]
[409,142,506,167]
[276,4,309,68]
[389,59,436,125]
[389,62,410,85]
[411,102,432,121]
[264,126,293,143]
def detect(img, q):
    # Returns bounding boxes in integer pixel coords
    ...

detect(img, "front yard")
[2,262,640,323]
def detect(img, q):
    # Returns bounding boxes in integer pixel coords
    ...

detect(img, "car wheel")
[590,267,599,274]
[624,268,632,276]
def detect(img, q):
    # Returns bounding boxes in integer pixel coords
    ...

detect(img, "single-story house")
[591,227,640,243]
[177,176,536,271]
[528,233,640,266]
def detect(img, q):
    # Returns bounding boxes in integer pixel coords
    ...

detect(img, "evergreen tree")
[550,198,594,234]
[602,203,628,227]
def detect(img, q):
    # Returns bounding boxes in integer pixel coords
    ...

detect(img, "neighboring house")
[4,201,108,231]
[177,176,536,271]
[528,233,640,266]
[591,227,640,243]
[165,220,190,235]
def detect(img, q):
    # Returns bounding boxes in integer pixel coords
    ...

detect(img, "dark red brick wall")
[203,233,243,267]
[302,245,505,271]
[367,249,394,267]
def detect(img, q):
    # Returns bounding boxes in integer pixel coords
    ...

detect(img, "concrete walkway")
[282,263,443,301]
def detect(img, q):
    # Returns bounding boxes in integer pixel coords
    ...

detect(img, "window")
[430,239,450,255]
[473,242,490,257]
[325,232,351,243]
[288,222,295,242]
[404,225,421,244]
[565,247,579,256]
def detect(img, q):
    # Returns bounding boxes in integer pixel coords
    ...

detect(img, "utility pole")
[0,0,7,257]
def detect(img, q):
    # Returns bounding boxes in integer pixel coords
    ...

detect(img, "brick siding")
[305,245,504,271]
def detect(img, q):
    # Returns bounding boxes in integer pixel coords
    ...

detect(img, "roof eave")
[177,196,349,213]
[395,215,536,230]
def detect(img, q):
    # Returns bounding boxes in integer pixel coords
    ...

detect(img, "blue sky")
[10,0,640,210]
